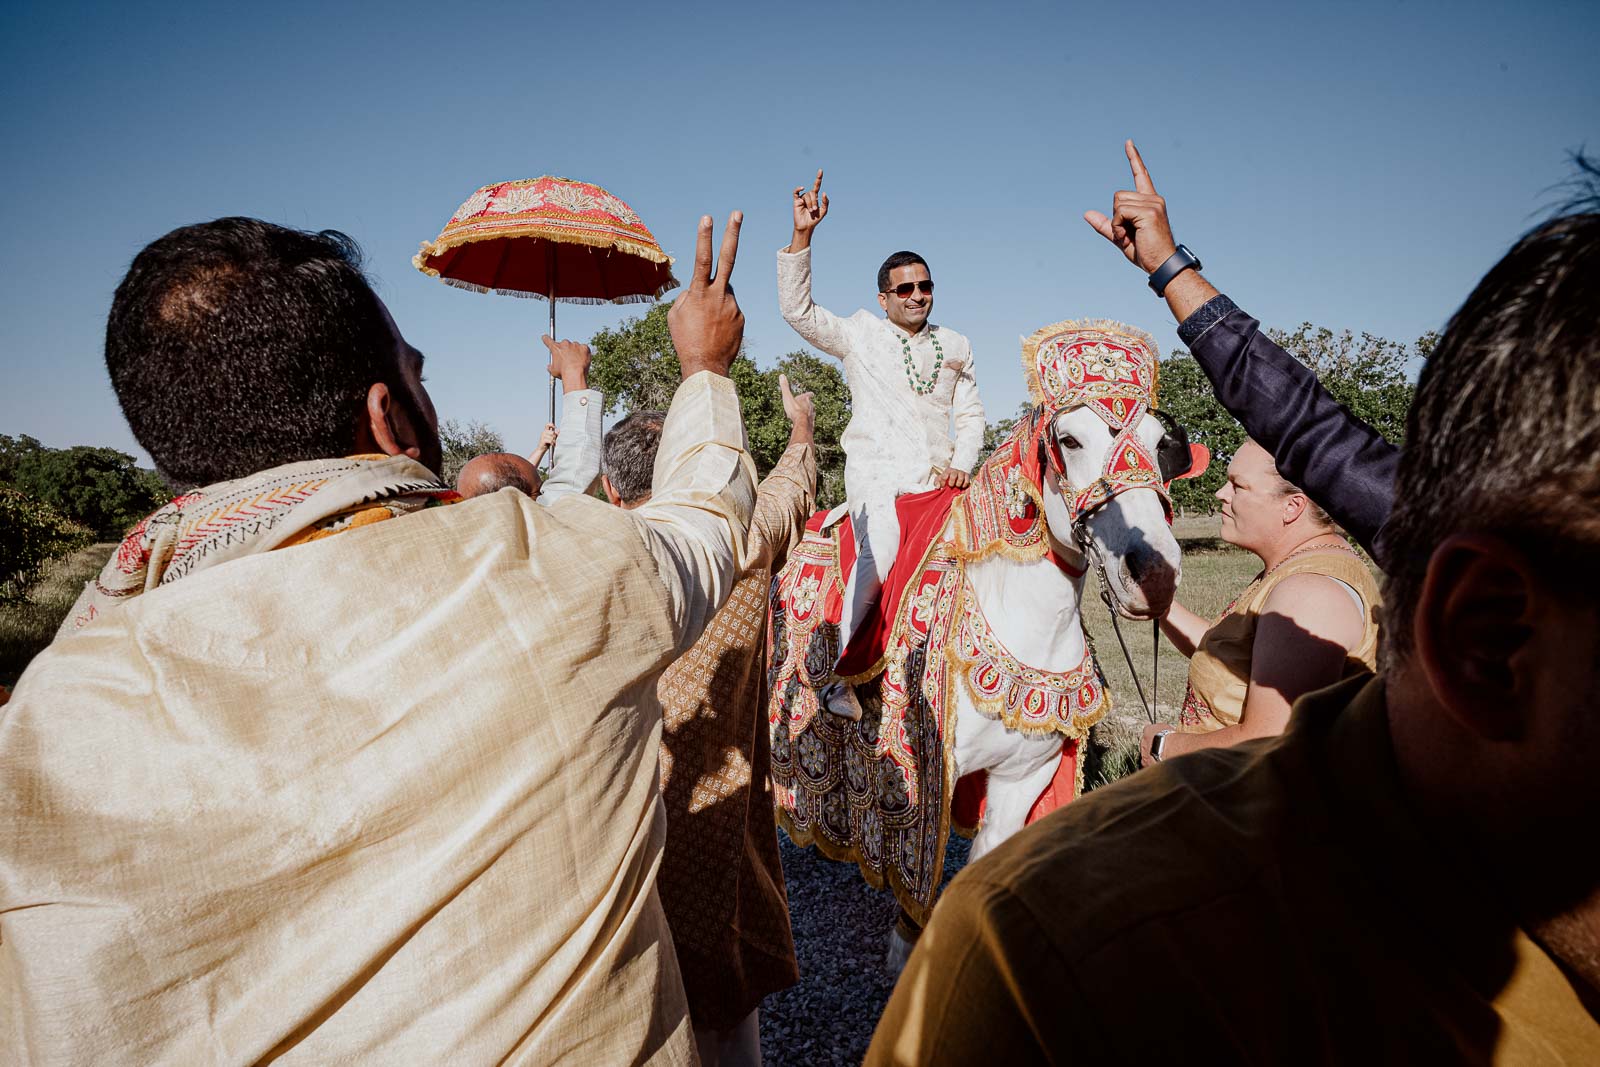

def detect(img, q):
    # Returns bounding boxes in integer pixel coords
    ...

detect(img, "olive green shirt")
[868,675,1600,1065]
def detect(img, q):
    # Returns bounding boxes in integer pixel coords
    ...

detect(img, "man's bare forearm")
[1162,269,1219,327]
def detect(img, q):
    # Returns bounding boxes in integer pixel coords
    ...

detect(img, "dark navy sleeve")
[1178,296,1399,567]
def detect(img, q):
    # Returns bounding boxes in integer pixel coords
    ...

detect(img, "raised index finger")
[714,210,742,288]
[811,169,824,198]
[1126,140,1156,194]
[690,215,713,290]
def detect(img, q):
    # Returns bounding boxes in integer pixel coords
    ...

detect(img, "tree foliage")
[589,303,852,509]
[1,436,168,539]
[976,402,1034,466]
[1156,323,1427,514]
[437,419,506,485]
[0,487,92,603]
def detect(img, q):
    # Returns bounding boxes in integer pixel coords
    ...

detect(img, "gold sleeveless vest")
[1178,546,1381,733]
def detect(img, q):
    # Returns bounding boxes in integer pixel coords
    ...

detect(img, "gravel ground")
[759,830,972,1066]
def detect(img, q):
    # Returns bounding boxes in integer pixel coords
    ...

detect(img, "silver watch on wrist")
[1150,728,1175,762]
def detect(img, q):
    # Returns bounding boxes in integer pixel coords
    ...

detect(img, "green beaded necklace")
[897,327,945,396]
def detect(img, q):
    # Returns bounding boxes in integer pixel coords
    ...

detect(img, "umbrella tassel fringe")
[434,276,674,304]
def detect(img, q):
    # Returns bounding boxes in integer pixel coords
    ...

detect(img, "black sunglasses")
[884,280,934,298]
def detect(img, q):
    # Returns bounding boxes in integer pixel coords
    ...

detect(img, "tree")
[0,433,45,484]
[589,303,852,509]
[588,303,681,416]
[437,419,506,485]
[977,402,1034,466]
[5,445,168,539]
[1156,323,1428,514]
[0,488,92,603]
[1267,323,1427,445]
[1157,354,1249,514]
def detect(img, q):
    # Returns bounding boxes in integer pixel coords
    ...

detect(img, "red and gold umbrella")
[414,175,678,421]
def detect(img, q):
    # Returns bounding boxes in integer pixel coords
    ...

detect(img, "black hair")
[1381,155,1600,663]
[877,251,930,293]
[104,217,407,485]
[602,410,666,505]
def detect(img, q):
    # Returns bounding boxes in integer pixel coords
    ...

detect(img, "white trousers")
[837,496,901,666]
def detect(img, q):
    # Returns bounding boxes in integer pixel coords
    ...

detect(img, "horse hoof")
[885,927,915,976]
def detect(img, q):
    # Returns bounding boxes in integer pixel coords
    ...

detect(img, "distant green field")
[0,543,113,687]
[1079,514,1262,723]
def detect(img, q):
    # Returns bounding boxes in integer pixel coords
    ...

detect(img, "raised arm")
[630,213,759,651]
[534,337,603,502]
[776,169,852,358]
[744,374,819,572]
[1085,141,1400,565]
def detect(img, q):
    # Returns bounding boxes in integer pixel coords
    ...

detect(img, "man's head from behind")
[877,251,933,333]
[1382,170,1600,904]
[601,410,664,509]
[456,453,540,499]
[106,217,442,486]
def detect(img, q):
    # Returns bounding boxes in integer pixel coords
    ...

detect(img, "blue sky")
[2,0,1596,466]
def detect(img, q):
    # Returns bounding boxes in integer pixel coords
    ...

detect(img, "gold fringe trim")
[1020,317,1163,405]
[944,587,1109,741]
[946,479,1052,566]
[776,805,944,927]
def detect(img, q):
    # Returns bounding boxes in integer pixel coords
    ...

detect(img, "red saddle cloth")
[822,486,962,680]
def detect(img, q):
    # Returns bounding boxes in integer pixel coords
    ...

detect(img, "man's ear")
[877,291,889,314]
[361,382,422,461]
[601,474,624,508]
[1413,534,1537,742]
[1282,492,1309,526]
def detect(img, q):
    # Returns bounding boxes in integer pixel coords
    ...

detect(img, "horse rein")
[1072,522,1160,725]
[1036,407,1183,727]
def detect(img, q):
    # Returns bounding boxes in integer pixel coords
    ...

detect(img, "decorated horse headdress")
[1023,318,1172,522]
[956,318,1206,564]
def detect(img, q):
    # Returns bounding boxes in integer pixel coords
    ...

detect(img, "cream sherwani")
[777,246,985,648]
[776,247,985,500]
[0,372,755,1065]
[539,386,604,502]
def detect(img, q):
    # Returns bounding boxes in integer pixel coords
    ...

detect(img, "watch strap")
[1150,727,1175,761]
[1149,245,1202,297]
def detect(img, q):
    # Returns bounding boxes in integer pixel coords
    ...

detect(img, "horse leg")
[885,907,921,975]
[967,735,1065,865]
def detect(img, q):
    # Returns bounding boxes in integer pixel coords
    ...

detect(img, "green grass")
[0,543,114,687]
[1080,515,1262,721]
[1079,516,1261,787]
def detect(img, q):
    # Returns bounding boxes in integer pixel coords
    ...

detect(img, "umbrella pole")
[547,244,558,463]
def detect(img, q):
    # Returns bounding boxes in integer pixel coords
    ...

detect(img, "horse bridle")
[1038,406,1196,724]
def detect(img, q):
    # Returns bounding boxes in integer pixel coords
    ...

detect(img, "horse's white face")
[1039,406,1182,619]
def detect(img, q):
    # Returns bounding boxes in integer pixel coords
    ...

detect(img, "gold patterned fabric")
[867,675,1600,1065]
[0,373,754,1066]
[656,442,815,1032]
[1179,546,1382,732]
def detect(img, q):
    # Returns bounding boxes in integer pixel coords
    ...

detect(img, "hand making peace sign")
[1083,141,1180,275]
[668,211,745,379]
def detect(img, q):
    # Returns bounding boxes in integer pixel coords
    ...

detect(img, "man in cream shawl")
[1,212,755,1065]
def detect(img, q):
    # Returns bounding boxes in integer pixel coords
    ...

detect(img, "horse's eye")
[1058,434,1082,450]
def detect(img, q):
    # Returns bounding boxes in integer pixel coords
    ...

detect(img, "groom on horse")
[776,170,987,716]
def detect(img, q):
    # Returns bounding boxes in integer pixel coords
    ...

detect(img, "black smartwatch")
[1148,245,1202,297]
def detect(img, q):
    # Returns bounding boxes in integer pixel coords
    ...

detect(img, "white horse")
[768,319,1199,968]
[952,401,1181,863]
